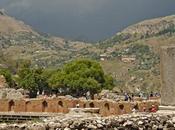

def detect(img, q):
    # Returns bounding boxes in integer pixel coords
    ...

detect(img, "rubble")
[0,112,175,129]
[0,75,8,88]
[0,88,24,99]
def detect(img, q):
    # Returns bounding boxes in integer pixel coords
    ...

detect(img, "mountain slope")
[100,15,175,48]
[1,10,175,93]
[99,15,175,93]
[0,9,36,34]
[0,10,100,68]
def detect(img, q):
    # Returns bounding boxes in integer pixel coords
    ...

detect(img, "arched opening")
[57,101,64,113]
[133,103,139,110]
[104,103,110,111]
[42,101,48,112]
[8,100,15,111]
[25,101,31,112]
[58,101,63,107]
[119,104,125,114]
[89,102,94,108]
[119,104,124,110]
[83,104,86,108]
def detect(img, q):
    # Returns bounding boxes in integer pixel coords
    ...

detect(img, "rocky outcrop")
[0,88,24,100]
[98,90,124,101]
[1,113,175,130]
[0,9,6,16]
[0,75,8,88]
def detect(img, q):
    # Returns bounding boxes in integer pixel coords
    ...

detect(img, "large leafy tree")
[48,59,114,97]
[16,67,48,97]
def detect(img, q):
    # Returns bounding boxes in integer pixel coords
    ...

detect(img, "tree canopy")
[1,59,114,98]
[16,67,48,97]
[48,59,114,97]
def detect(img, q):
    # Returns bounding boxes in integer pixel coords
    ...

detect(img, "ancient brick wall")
[0,97,159,116]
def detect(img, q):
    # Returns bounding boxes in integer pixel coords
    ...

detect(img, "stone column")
[159,46,175,111]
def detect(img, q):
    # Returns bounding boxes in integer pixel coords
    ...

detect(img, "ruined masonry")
[161,46,175,106]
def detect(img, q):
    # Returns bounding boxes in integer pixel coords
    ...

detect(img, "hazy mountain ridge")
[101,15,175,48]
[0,9,36,34]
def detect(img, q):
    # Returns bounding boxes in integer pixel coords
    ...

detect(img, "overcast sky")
[0,0,175,41]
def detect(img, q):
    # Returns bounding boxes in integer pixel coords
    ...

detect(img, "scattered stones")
[1,113,175,129]
[0,75,8,88]
[0,88,24,99]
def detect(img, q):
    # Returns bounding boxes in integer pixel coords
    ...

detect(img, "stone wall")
[0,97,159,116]
[160,46,175,106]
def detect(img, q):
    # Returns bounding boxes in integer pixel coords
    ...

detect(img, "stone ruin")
[0,75,8,88]
[0,97,159,117]
[0,75,24,100]
[160,45,175,110]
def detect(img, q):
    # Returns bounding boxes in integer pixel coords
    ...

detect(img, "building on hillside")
[100,54,108,61]
[121,55,136,63]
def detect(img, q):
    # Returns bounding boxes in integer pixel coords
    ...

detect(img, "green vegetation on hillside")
[2,59,114,98]
[1,14,175,94]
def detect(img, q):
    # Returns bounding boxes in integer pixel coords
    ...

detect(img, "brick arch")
[25,101,31,112]
[57,100,64,113]
[89,102,94,108]
[104,103,110,111]
[133,103,139,110]
[119,104,124,110]
[119,104,125,114]
[42,101,48,112]
[8,100,15,112]
[58,101,63,107]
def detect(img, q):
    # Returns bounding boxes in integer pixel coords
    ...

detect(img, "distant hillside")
[0,10,101,68]
[0,9,36,34]
[100,15,175,48]
[99,15,175,93]
[1,9,175,93]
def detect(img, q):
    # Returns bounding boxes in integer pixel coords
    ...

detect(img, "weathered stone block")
[160,46,175,106]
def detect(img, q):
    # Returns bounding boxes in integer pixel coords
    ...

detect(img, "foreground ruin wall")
[0,97,159,116]
[160,46,175,106]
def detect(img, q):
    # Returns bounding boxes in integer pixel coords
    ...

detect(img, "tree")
[0,68,13,87]
[48,59,114,97]
[16,67,49,97]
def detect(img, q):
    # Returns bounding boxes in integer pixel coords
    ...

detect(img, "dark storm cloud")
[0,0,175,41]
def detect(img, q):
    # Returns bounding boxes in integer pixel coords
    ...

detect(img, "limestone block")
[160,46,175,106]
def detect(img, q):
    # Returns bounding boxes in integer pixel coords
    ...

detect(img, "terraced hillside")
[1,9,175,93]
[99,15,175,93]
[0,10,101,68]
